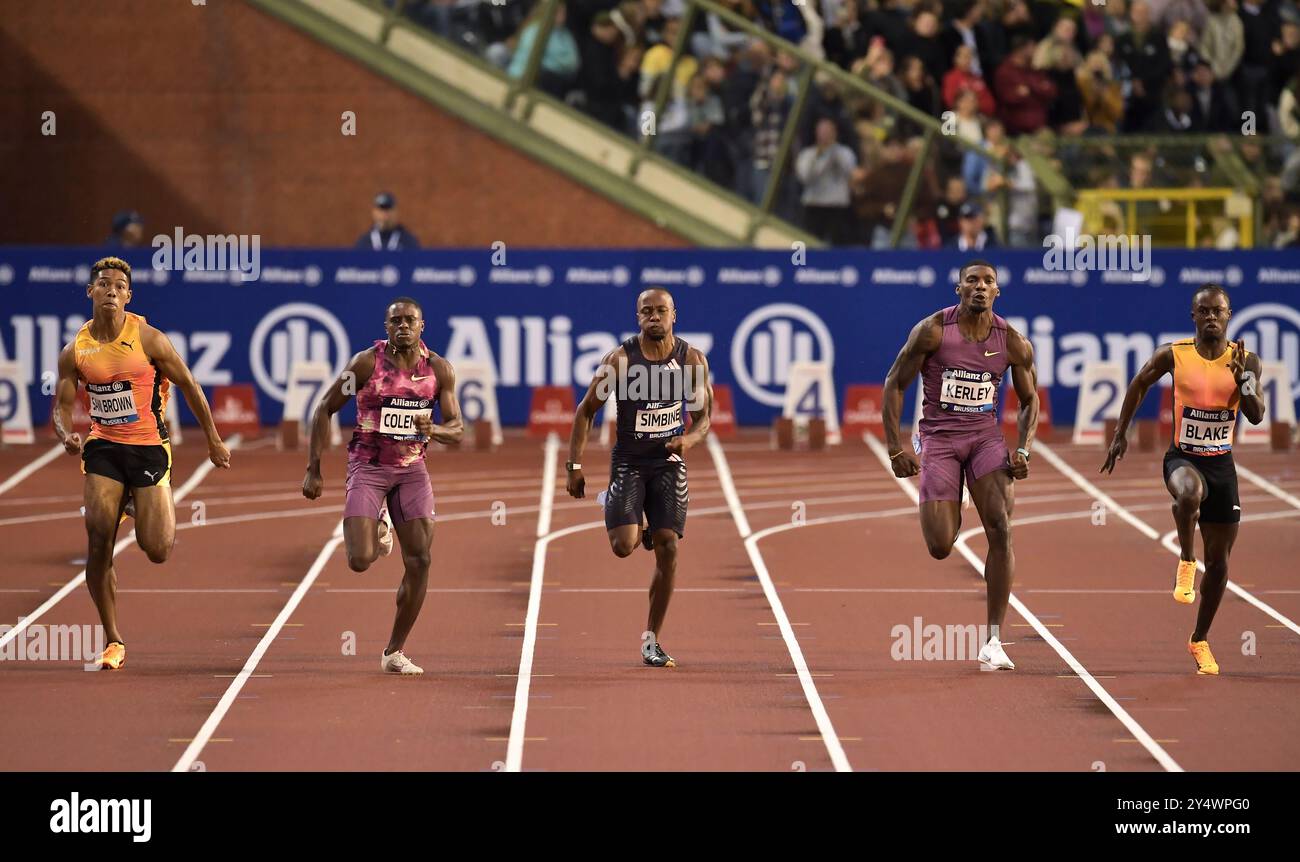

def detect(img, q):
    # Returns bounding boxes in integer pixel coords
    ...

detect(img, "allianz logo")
[27,265,91,284]
[258,266,322,286]
[874,266,936,286]
[1258,267,1300,284]
[717,266,782,286]
[334,265,401,286]
[640,266,705,287]
[1022,268,1088,286]
[565,266,629,286]
[1178,265,1242,286]
[488,265,553,286]
[413,265,476,286]
[131,268,170,285]
[1102,266,1165,285]
[794,266,858,286]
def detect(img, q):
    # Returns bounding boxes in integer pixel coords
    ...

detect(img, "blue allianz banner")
[1,247,1296,430]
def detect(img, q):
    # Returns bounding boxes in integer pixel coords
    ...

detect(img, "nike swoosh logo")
[411,375,430,381]
[984,351,1000,357]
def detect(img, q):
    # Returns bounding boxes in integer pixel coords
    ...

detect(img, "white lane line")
[1037,442,1300,639]
[1236,463,1300,510]
[172,519,344,772]
[708,435,853,774]
[864,434,1183,773]
[505,432,561,773]
[0,434,242,650]
[0,444,64,496]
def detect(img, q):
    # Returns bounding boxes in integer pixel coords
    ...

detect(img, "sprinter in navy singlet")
[567,288,713,667]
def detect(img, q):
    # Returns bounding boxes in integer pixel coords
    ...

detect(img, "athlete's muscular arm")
[882,313,943,478]
[566,348,622,499]
[1231,342,1266,426]
[1006,328,1039,480]
[142,323,231,469]
[419,356,464,445]
[303,348,375,500]
[666,348,712,456]
[1101,343,1174,474]
[53,343,82,456]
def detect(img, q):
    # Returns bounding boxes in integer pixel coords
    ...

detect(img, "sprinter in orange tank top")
[1101,285,1266,675]
[52,257,232,670]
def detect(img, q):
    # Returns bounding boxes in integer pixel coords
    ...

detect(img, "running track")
[0,430,1296,771]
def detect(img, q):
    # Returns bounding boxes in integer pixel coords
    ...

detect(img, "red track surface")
[0,430,1296,771]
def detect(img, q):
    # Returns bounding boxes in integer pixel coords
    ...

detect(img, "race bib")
[1178,406,1235,454]
[939,368,996,413]
[635,402,683,437]
[379,396,432,440]
[86,380,139,426]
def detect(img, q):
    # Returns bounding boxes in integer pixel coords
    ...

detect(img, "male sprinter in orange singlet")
[1101,285,1266,674]
[53,257,232,670]
[302,297,463,675]
[881,260,1039,670]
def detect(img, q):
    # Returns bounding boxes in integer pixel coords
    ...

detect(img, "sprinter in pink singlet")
[882,260,1040,670]
[302,297,464,675]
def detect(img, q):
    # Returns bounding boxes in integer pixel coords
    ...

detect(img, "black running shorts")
[82,438,173,489]
[603,458,688,538]
[1163,447,1240,524]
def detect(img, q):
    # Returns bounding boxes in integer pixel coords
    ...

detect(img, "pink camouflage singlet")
[348,339,440,467]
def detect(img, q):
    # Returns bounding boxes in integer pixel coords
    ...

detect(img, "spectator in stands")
[749,69,795,207]
[1104,0,1136,39]
[858,41,908,108]
[506,1,581,99]
[1148,81,1198,129]
[105,211,145,248]
[1152,0,1211,32]
[694,0,758,60]
[978,0,1034,77]
[1236,0,1281,133]
[641,0,670,47]
[580,9,643,133]
[824,0,870,68]
[947,201,998,249]
[357,192,420,251]
[1167,17,1204,75]
[796,117,858,244]
[942,0,987,79]
[686,71,734,185]
[640,14,698,162]
[951,87,986,143]
[480,1,531,68]
[1200,0,1244,94]
[963,116,1005,193]
[994,34,1058,134]
[900,55,942,138]
[1270,7,1300,111]
[904,4,949,86]
[934,176,970,244]
[1280,69,1300,194]
[943,43,996,114]
[1078,48,1126,132]
[1034,16,1086,132]
[754,0,809,49]
[1118,1,1174,131]
[982,140,1037,246]
[1189,58,1238,129]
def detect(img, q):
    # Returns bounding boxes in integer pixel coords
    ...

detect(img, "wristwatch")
[565,461,582,472]
[1015,447,1031,461]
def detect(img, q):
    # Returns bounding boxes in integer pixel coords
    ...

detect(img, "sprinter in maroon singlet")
[881,260,1040,670]
[302,297,464,675]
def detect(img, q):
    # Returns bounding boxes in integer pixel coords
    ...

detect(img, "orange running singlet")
[1170,339,1240,456]
[73,312,170,445]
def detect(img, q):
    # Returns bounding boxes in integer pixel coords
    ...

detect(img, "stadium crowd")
[404,0,1299,247]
